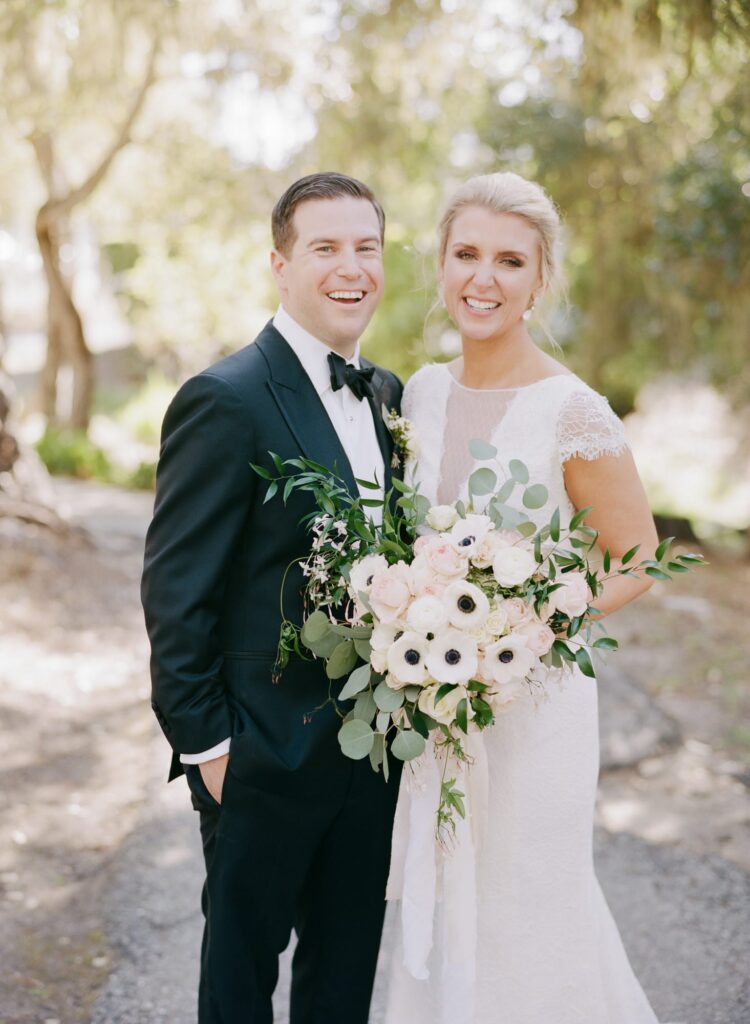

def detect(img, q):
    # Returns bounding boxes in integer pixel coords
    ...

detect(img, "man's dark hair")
[272,171,385,256]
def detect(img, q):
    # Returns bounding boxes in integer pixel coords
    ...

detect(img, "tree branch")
[37,35,160,228]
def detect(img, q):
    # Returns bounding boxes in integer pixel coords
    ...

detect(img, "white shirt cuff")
[180,738,231,764]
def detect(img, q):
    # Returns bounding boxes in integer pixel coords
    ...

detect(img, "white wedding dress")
[383,363,660,1024]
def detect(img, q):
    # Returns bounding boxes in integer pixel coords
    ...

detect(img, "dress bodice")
[402,363,628,525]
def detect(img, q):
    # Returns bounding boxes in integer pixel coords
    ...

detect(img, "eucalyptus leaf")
[373,680,405,712]
[376,710,391,733]
[468,467,497,496]
[391,729,426,761]
[301,610,331,646]
[496,478,516,503]
[403,685,422,702]
[306,631,342,659]
[330,623,374,639]
[468,438,498,460]
[509,459,529,484]
[368,732,385,771]
[353,689,377,723]
[338,719,375,760]
[493,502,529,529]
[522,484,548,509]
[338,663,372,701]
[326,640,358,680]
[354,638,372,661]
[518,521,537,538]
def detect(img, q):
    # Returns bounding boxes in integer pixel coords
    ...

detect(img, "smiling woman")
[383,172,664,1024]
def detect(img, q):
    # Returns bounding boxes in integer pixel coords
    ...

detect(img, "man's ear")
[270,249,287,290]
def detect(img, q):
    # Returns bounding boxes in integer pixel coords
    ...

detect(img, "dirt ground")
[0,479,748,1023]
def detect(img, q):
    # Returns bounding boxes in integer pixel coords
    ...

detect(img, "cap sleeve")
[557,388,628,464]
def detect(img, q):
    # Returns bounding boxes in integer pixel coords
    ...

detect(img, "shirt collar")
[273,306,361,397]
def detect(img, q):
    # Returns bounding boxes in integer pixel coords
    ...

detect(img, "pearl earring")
[523,295,536,321]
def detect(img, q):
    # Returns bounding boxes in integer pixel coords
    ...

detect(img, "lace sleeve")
[557,388,628,464]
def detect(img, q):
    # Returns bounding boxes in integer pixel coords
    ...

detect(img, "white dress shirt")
[181,306,386,765]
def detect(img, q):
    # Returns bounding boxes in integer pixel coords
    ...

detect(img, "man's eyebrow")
[306,236,382,247]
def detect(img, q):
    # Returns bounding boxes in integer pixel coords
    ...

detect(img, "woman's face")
[440,205,542,345]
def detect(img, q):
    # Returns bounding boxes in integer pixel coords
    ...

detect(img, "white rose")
[471,532,502,569]
[546,571,590,619]
[514,617,556,656]
[426,504,460,531]
[368,562,412,623]
[492,546,538,588]
[407,594,450,635]
[484,603,510,637]
[418,682,469,726]
[500,597,533,627]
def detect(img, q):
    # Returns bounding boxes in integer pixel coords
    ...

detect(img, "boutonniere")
[382,405,420,470]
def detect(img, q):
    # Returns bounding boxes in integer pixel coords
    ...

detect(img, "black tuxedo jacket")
[141,321,402,789]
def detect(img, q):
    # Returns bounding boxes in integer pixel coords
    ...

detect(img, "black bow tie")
[328,352,375,401]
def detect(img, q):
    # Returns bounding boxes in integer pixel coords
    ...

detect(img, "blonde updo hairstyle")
[437,171,563,344]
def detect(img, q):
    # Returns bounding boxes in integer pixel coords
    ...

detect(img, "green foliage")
[36,429,112,481]
[34,429,155,490]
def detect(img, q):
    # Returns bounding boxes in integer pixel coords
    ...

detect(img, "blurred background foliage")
[0,0,748,532]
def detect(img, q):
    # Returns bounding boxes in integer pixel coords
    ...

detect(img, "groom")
[141,172,403,1024]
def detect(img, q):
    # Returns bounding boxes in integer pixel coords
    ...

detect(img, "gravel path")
[3,478,748,1023]
[91,716,750,1023]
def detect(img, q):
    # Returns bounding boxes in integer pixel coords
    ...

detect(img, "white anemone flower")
[449,514,495,557]
[348,554,388,602]
[443,580,490,630]
[407,594,450,635]
[480,634,536,685]
[387,631,430,686]
[370,622,403,673]
[425,629,478,684]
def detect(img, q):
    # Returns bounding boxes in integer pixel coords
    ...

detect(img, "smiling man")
[141,173,403,1024]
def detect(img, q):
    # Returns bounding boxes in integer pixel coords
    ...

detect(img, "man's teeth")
[328,291,364,300]
[465,297,500,310]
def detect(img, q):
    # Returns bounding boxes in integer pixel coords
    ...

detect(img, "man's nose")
[336,247,361,277]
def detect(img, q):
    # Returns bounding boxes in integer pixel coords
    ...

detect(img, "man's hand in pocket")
[199,753,229,804]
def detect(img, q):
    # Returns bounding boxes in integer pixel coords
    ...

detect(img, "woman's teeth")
[464,297,500,310]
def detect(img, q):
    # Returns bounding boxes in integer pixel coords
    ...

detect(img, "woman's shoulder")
[403,361,449,401]
[550,374,627,462]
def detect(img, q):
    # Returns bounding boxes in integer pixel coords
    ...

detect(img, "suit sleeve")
[141,372,256,756]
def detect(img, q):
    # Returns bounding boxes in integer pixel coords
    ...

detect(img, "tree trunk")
[35,209,93,430]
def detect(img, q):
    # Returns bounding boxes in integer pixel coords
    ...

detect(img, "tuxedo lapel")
[255,324,359,497]
[363,361,397,493]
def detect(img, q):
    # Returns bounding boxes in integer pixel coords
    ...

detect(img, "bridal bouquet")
[253,438,704,833]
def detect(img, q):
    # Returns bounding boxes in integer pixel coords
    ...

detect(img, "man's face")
[270,196,384,354]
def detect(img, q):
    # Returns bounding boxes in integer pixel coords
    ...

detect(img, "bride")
[384,172,663,1024]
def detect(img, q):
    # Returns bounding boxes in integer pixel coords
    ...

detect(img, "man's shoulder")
[197,323,276,396]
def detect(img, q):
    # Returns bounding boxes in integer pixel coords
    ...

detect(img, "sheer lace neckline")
[443,362,573,393]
